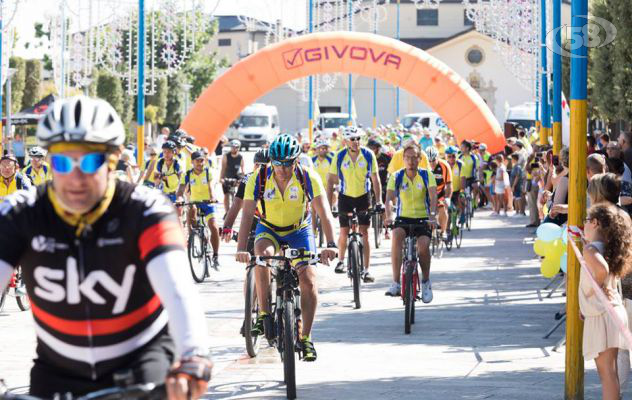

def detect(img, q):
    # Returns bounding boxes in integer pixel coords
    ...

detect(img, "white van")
[317,112,355,138]
[401,112,447,135]
[232,103,280,150]
[505,102,537,130]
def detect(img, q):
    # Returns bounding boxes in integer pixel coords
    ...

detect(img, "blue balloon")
[562,229,568,245]
[536,223,563,242]
[560,253,568,273]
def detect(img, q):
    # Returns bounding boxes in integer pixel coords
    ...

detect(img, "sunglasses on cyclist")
[348,137,361,142]
[50,153,107,175]
[271,159,295,167]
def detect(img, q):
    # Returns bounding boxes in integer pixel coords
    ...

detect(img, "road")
[0,151,615,399]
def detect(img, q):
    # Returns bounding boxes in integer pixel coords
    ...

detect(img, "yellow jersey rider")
[235,134,337,363]
[154,140,182,203]
[0,154,32,199]
[327,126,384,283]
[24,146,52,186]
[384,142,438,301]
[177,150,221,269]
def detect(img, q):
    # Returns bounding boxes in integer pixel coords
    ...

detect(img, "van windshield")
[402,116,431,129]
[322,117,349,129]
[239,115,269,128]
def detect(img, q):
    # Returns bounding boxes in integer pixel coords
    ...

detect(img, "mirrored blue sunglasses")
[50,153,107,175]
[271,159,295,167]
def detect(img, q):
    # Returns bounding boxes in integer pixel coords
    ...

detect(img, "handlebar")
[333,207,384,219]
[174,200,213,207]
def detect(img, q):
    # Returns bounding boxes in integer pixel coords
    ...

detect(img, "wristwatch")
[181,347,211,360]
[327,241,338,249]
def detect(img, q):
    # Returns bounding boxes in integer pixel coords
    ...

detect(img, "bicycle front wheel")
[244,267,260,358]
[404,262,414,334]
[0,287,7,313]
[187,230,207,283]
[15,267,30,311]
[283,300,297,399]
[373,213,382,249]
[457,219,464,248]
[349,241,362,310]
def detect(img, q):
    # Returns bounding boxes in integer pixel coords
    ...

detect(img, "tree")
[96,71,124,117]
[166,72,185,127]
[6,57,26,114]
[22,59,42,108]
[609,0,632,122]
[146,76,168,124]
[588,0,618,122]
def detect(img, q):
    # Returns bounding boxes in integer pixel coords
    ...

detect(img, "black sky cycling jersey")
[0,181,185,380]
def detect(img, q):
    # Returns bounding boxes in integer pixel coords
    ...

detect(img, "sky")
[10,0,308,59]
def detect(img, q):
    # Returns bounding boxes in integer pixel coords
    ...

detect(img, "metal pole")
[308,0,314,141]
[535,72,540,135]
[0,1,4,155]
[6,69,11,144]
[552,0,562,154]
[565,0,587,397]
[347,0,353,126]
[396,0,400,121]
[539,0,550,145]
[372,0,377,129]
[137,0,145,166]
[61,0,66,98]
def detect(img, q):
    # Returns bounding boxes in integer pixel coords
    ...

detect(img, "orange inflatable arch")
[181,31,506,154]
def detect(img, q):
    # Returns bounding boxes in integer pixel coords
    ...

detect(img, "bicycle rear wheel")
[187,229,207,283]
[349,240,362,310]
[404,262,414,334]
[317,217,324,248]
[0,287,7,313]
[466,199,473,231]
[430,229,436,256]
[456,220,464,248]
[244,267,260,358]
[282,300,297,399]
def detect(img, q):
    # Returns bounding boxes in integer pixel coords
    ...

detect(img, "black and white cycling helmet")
[162,140,177,151]
[343,126,362,140]
[28,146,46,158]
[426,147,439,162]
[36,96,125,148]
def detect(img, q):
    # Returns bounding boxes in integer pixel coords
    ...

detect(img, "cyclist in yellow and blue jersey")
[312,138,334,188]
[24,147,51,186]
[384,142,437,300]
[459,140,480,221]
[153,140,182,203]
[0,154,32,199]
[446,146,464,206]
[177,151,221,269]
[327,126,383,283]
[235,134,337,363]
[387,134,430,175]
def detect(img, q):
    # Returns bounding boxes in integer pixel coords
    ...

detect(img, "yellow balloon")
[533,239,549,256]
[541,255,561,278]
[548,239,566,259]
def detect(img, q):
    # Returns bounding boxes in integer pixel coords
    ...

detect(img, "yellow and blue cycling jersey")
[459,153,478,179]
[450,160,464,192]
[312,154,333,188]
[244,165,324,234]
[329,146,378,198]
[182,167,216,221]
[387,168,436,219]
[155,158,181,194]
[24,163,52,186]
[0,173,31,200]
[387,148,430,175]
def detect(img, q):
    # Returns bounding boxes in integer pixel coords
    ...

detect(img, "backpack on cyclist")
[25,164,48,181]
[254,164,314,230]
[184,167,211,186]
[393,168,431,211]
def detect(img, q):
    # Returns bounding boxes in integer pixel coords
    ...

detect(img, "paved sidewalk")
[0,210,613,399]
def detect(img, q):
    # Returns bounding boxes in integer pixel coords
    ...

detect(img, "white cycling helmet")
[28,146,46,157]
[343,126,362,140]
[315,138,330,148]
[37,95,125,148]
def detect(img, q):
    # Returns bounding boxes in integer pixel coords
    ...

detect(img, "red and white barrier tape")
[568,238,632,349]
[567,225,584,240]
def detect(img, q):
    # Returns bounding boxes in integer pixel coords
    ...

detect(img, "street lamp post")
[552,0,562,155]
[347,0,353,125]
[308,0,314,141]
[539,0,551,145]
[137,0,146,166]
[396,0,400,121]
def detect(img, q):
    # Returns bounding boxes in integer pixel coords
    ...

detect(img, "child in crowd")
[493,154,509,216]
[580,203,632,400]
[510,153,525,216]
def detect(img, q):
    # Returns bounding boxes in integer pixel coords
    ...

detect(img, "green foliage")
[23,59,42,109]
[588,0,618,121]
[146,77,168,123]
[96,71,124,117]
[166,72,185,127]
[145,104,159,125]
[8,57,26,113]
